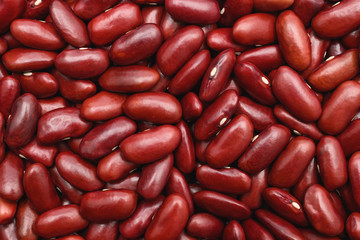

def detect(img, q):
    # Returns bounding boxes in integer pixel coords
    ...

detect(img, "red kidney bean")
[16,199,38,240]
[222,220,245,240]
[106,172,140,192]
[240,170,268,210]
[268,136,315,188]
[194,90,239,140]
[318,81,360,135]
[23,163,61,213]
[13,72,58,98]
[57,236,85,240]
[219,0,252,26]
[338,119,360,157]
[49,166,84,205]
[0,220,18,240]
[137,154,173,199]
[156,25,204,76]
[148,64,171,92]
[312,0,360,38]
[277,10,311,71]
[0,153,23,201]
[301,28,330,80]
[119,195,165,239]
[253,0,294,11]
[22,0,51,19]
[123,92,181,124]
[0,114,4,162]
[255,209,305,240]
[349,152,360,207]
[347,212,360,240]
[145,194,189,240]
[160,11,184,40]
[166,167,194,215]
[199,49,236,102]
[37,107,92,144]
[238,124,291,174]
[181,92,203,121]
[219,77,242,96]
[292,158,319,201]
[0,37,7,55]
[291,0,325,27]
[73,0,119,20]
[187,213,224,240]
[0,76,19,120]
[2,48,57,72]
[234,62,276,106]
[308,49,359,92]
[10,19,65,50]
[273,66,322,122]
[80,91,126,121]
[35,204,88,238]
[79,116,136,160]
[205,114,253,168]
[168,50,210,96]
[242,219,275,240]
[55,48,109,79]
[193,190,251,220]
[110,24,162,65]
[99,66,160,93]
[49,0,90,47]
[342,27,360,48]
[88,2,142,46]
[263,187,308,226]
[274,105,324,141]
[5,93,40,148]
[0,0,26,34]
[0,62,8,79]
[38,96,68,115]
[2,31,23,49]
[196,165,251,195]
[86,221,118,240]
[0,197,17,225]
[120,125,181,164]
[177,231,197,240]
[233,13,276,46]
[317,136,347,191]
[326,40,347,59]
[142,6,164,25]
[236,45,284,73]
[55,151,103,191]
[236,96,277,132]
[300,228,340,240]
[165,0,220,25]
[339,184,360,213]
[80,189,137,222]
[304,184,344,236]
[174,121,195,173]
[330,191,347,222]
[97,149,138,182]
[206,28,249,53]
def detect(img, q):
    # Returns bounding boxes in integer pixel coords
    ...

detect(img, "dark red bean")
[206,28,249,53]
[160,11,184,40]
[187,213,224,240]
[175,121,195,174]
[0,153,23,201]
[165,0,220,25]
[119,125,181,164]
[242,219,275,240]
[105,172,140,192]
[38,96,68,115]
[220,0,253,26]
[142,6,164,25]
[181,92,203,121]
[55,151,104,192]
[137,154,173,199]
[49,0,90,47]
[0,113,4,162]
[5,93,40,148]
[253,0,294,12]
[292,158,319,202]
[22,0,51,19]
[145,194,189,240]
[347,212,360,240]
[110,24,163,65]
[342,27,360,48]
[86,221,118,240]
[300,228,340,240]
[16,199,38,240]
[35,205,88,238]
[349,152,360,207]
[0,0,26,34]
[10,19,65,50]
[119,195,165,239]
[304,184,344,236]
[199,48,236,102]
[223,220,245,240]
[79,116,136,160]
[23,163,61,213]
[73,0,119,20]
[0,197,17,225]
[193,190,251,220]
[268,136,315,188]
[17,137,57,166]
[80,189,137,222]
[37,107,92,145]
[240,169,268,210]
[326,40,346,59]
[238,124,291,174]
[291,0,325,27]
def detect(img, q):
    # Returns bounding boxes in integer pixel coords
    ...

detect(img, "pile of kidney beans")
[1,0,360,239]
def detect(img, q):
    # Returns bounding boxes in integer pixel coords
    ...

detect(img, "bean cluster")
[0,0,360,239]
